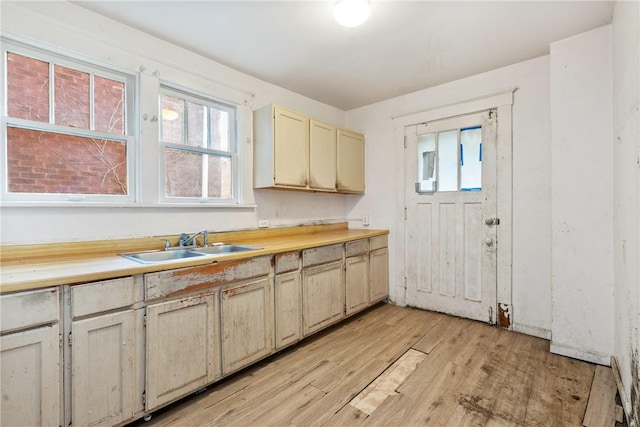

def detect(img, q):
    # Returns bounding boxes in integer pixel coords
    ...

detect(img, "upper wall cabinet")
[336,129,365,193]
[254,104,365,194]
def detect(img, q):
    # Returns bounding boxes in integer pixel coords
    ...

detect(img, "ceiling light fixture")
[333,0,371,28]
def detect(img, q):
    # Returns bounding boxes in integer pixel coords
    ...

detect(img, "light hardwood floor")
[134,303,602,427]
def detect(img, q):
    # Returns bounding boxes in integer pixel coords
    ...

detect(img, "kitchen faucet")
[179,230,209,248]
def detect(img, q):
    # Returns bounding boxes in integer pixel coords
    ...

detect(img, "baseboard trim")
[550,342,611,365]
[512,323,551,340]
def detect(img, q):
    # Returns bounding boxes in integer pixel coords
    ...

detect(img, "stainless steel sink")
[190,244,261,255]
[120,249,207,264]
[120,244,260,264]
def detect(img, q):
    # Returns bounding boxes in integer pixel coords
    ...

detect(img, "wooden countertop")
[0,223,388,294]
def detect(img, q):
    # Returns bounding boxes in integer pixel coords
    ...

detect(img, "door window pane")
[460,126,482,191]
[417,132,436,192]
[437,130,458,192]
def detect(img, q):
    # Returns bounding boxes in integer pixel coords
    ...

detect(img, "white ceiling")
[73,1,614,110]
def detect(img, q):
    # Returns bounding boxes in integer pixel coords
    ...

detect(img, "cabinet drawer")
[145,255,272,300]
[370,235,388,251]
[275,251,300,274]
[302,244,343,268]
[346,239,369,257]
[71,277,137,318]
[1,288,59,333]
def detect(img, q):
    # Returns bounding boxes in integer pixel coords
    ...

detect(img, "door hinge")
[404,276,407,289]
[488,306,494,325]
[142,391,146,407]
[143,314,147,327]
[59,333,63,348]
[404,207,407,220]
[404,136,407,149]
[68,332,72,347]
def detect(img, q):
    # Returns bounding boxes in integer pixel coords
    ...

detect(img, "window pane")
[161,96,185,144]
[54,65,90,129]
[187,102,207,148]
[6,127,127,195]
[164,149,202,197]
[207,156,232,199]
[416,132,436,192]
[209,108,230,151]
[437,130,458,192]
[94,76,125,134]
[7,53,50,123]
[460,126,482,191]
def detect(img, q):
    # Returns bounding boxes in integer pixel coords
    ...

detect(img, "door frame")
[392,88,515,328]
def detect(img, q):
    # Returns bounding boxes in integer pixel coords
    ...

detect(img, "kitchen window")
[159,86,237,203]
[1,42,136,203]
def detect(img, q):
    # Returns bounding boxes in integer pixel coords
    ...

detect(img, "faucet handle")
[160,239,171,250]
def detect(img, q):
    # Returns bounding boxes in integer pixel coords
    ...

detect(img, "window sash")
[1,41,137,204]
[1,118,136,203]
[159,86,238,204]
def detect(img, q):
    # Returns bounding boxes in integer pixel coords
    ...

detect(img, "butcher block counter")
[0,222,388,293]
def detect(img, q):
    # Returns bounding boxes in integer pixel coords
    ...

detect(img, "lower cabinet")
[370,247,389,303]
[1,325,61,427]
[145,293,220,411]
[71,310,138,427]
[274,271,302,349]
[220,278,274,374]
[1,287,61,427]
[345,254,369,316]
[302,260,344,336]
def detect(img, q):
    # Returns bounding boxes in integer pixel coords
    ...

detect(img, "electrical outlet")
[362,215,370,226]
[258,219,269,228]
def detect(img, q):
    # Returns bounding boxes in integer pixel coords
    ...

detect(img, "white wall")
[345,55,552,337]
[549,25,614,365]
[0,1,347,244]
[612,1,640,423]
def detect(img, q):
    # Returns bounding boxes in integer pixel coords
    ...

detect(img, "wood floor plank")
[583,365,617,427]
[323,402,370,426]
[290,357,390,427]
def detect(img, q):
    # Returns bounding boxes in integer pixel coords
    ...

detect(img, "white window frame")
[158,84,238,205]
[0,40,137,204]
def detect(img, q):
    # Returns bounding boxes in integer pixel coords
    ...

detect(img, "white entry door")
[405,110,498,323]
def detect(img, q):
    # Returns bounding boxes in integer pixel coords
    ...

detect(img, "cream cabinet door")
[345,255,369,316]
[302,260,345,336]
[145,294,220,411]
[221,278,274,374]
[336,128,365,193]
[1,325,60,427]
[309,119,337,191]
[71,310,136,427]
[370,248,389,303]
[274,271,302,349]
[274,106,309,187]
